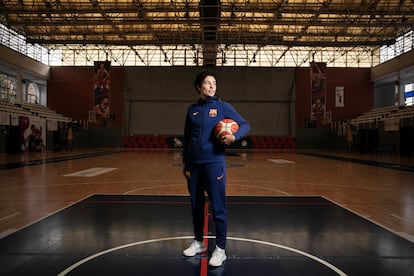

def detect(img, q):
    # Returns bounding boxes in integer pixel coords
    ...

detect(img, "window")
[404,83,414,106]
[0,73,17,103]
[26,82,40,104]
[380,30,414,63]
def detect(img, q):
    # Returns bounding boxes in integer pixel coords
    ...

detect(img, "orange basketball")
[214,119,239,139]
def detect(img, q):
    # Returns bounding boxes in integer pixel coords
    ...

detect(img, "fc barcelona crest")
[209,109,218,117]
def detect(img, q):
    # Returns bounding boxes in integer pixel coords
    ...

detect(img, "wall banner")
[93,61,111,120]
[20,116,46,151]
[310,62,327,126]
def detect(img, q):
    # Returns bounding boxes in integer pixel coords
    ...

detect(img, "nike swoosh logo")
[193,112,199,116]
[217,174,224,180]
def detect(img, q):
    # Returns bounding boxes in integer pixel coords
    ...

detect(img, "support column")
[15,68,24,104]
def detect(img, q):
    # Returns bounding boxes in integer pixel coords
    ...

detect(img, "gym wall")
[47,66,374,149]
[124,67,296,137]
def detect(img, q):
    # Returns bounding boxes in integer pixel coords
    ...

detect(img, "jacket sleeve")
[223,102,250,141]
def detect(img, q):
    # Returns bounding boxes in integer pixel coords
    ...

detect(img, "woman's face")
[199,75,217,99]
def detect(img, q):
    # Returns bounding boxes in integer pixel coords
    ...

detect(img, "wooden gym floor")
[0,148,413,275]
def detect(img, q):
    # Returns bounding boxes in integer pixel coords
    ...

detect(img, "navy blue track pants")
[187,162,227,249]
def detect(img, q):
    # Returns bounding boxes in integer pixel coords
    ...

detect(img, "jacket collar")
[198,95,220,104]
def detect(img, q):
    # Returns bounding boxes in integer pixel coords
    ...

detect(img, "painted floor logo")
[267,159,295,164]
[64,167,118,177]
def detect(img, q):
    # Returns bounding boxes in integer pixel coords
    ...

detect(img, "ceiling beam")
[27,38,395,47]
[199,0,221,66]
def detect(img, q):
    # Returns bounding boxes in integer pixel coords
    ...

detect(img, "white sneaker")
[183,240,207,257]
[208,246,227,266]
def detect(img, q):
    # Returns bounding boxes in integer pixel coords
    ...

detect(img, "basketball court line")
[0,228,17,239]
[329,198,414,243]
[0,193,94,239]
[0,212,20,222]
[301,152,414,173]
[397,232,414,242]
[124,183,291,196]
[0,150,120,171]
[57,236,347,276]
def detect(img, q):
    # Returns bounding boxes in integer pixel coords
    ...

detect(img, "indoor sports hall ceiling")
[1,0,414,66]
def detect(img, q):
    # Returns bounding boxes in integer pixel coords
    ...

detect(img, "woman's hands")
[183,167,191,179]
[221,134,236,145]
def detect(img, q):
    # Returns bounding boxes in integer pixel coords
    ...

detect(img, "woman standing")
[182,71,250,267]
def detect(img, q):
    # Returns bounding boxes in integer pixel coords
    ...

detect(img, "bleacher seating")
[0,98,32,116]
[0,99,71,123]
[350,105,414,128]
[20,102,71,122]
[388,105,414,119]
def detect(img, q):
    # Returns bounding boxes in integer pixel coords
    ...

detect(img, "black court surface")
[1,195,413,276]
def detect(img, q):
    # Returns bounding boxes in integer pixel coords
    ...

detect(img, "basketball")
[214,119,239,139]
